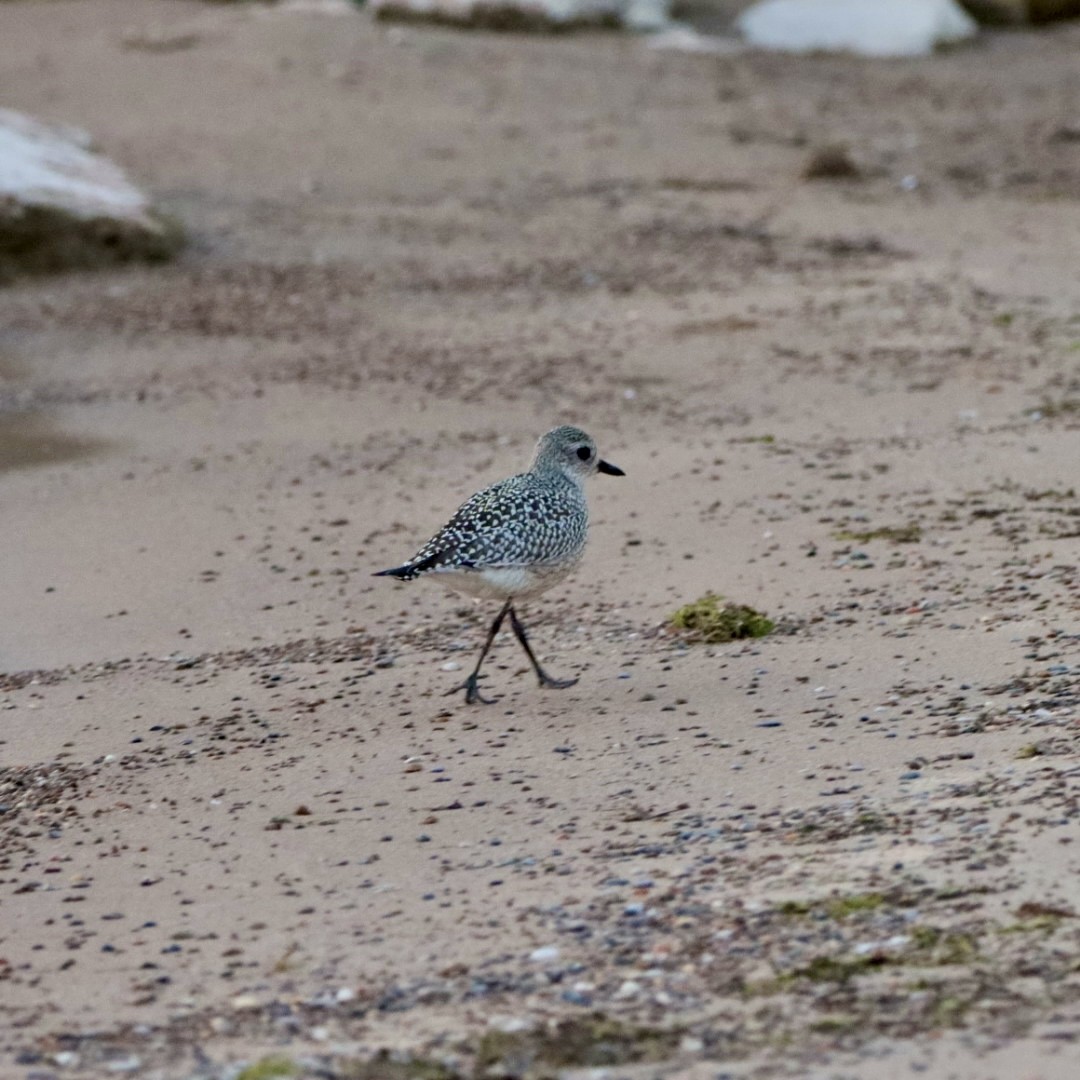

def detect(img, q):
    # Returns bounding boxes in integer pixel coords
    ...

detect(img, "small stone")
[802,144,861,181]
[561,988,592,1006]
[106,1056,142,1073]
[529,945,561,963]
[488,1015,532,1033]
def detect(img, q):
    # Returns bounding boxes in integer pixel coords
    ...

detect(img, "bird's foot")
[538,672,578,691]
[445,674,496,705]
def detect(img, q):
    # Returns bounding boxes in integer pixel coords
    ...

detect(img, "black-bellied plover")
[374,426,624,704]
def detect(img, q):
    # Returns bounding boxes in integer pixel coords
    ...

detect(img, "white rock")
[528,944,561,962]
[488,1014,533,1032]
[646,26,744,53]
[369,0,671,31]
[0,108,181,279]
[736,0,977,57]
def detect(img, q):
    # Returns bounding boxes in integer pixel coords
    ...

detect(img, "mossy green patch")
[834,524,922,543]
[787,954,885,984]
[778,900,811,917]
[999,916,1063,934]
[342,1052,460,1080]
[855,812,891,833]
[755,920,983,995]
[999,902,1073,935]
[235,1058,298,1080]
[825,893,886,918]
[1034,397,1080,418]
[809,1014,860,1033]
[930,993,975,1027]
[669,592,774,643]
[475,1014,681,1075]
[909,926,980,965]
[777,892,887,921]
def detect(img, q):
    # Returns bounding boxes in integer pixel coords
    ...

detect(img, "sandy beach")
[1,2,1078,1077]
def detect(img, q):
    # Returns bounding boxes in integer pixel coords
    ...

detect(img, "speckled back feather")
[379,470,588,579]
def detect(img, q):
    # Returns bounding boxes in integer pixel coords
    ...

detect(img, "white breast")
[431,561,577,600]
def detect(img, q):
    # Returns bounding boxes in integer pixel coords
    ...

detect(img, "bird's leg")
[508,605,578,691]
[446,599,512,705]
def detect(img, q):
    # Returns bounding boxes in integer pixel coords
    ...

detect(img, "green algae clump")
[670,592,774,643]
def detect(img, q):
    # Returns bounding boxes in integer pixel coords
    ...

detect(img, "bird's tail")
[372,550,446,581]
[373,563,418,580]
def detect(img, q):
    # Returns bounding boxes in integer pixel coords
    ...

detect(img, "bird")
[374,426,624,704]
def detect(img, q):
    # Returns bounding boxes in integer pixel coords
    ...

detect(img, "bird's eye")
[576,446,592,461]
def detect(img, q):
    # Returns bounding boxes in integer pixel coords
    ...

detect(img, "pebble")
[853,935,909,955]
[105,1057,142,1073]
[561,989,592,1006]
[529,945,561,963]
[489,1015,532,1033]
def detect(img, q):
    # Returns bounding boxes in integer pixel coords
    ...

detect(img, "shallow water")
[0,411,111,473]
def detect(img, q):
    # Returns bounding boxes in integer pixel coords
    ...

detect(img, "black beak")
[597,459,624,476]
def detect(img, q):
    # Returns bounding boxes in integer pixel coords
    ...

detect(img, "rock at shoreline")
[736,0,978,57]
[959,0,1080,21]
[0,109,182,283]
[368,0,671,32]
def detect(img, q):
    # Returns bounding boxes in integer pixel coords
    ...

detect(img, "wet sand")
[1,2,1078,1077]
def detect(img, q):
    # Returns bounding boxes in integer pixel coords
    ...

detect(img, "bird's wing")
[409,475,580,572]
